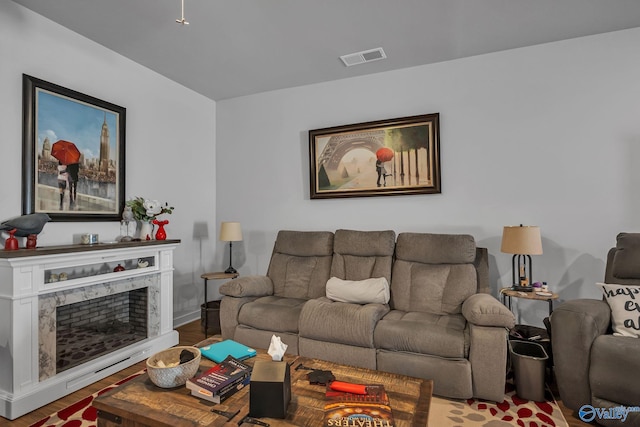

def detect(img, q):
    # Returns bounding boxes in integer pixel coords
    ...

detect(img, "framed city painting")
[309,114,440,199]
[22,74,126,221]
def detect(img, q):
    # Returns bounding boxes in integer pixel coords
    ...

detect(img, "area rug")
[31,374,567,427]
[29,370,146,427]
[429,382,568,427]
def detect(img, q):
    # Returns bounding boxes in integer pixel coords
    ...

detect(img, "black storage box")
[249,360,291,419]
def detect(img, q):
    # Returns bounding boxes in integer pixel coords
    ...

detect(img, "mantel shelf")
[0,239,180,259]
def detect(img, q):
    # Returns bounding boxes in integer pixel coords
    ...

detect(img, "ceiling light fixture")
[176,0,189,25]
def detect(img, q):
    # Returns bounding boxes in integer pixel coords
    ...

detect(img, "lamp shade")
[219,222,243,242]
[501,225,543,255]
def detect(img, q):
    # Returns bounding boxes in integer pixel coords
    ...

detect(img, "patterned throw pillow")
[597,282,640,338]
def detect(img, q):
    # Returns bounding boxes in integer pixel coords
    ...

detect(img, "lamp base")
[511,285,534,292]
[225,266,238,274]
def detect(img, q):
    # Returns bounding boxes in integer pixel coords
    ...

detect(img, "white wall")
[217,28,640,326]
[0,1,218,325]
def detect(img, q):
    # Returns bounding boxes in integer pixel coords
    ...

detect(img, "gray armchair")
[550,233,640,426]
[219,230,334,354]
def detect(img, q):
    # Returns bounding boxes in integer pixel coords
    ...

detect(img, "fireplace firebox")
[56,288,148,373]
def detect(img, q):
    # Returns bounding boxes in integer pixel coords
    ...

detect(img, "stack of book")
[324,383,395,427]
[186,355,251,404]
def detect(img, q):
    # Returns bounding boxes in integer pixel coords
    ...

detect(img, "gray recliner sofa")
[219,229,515,402]
[550,232,640,426]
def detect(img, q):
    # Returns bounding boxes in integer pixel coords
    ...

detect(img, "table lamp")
[501,225,543,291]
[220,222,243,274]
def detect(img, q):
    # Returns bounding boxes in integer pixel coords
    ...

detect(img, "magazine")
[186,355,251,402]
[324,383,394,427]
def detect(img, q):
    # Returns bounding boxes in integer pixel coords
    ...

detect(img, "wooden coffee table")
[94,350,432,427]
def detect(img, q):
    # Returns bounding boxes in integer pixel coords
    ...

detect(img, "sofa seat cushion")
[238,296,307,334]
[299,297,389,348]
[590,334,640,407]
[374,310,469,358]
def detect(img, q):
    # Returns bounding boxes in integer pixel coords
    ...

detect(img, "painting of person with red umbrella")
[23,75,126,220]
[51,140,81,209]
[309,114,440,199]
[375,147,394,187]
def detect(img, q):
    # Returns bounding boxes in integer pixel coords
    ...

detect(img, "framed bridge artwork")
[22,74,126,221]
[309,114,440,199]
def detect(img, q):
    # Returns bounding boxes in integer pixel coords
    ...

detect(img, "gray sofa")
[219,229,515,402]
[550,232,640,426]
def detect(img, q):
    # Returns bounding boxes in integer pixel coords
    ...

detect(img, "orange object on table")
[329,381,367,394]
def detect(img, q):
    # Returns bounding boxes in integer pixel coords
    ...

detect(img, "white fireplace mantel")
[0,240,180,420]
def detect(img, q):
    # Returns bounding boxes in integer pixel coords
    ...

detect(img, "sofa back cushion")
[391,233,478,315]
[605,233,640,285]
[330,229,396,283]
[267,230,334,299]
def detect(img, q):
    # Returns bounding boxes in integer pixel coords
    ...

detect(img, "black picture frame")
[22,74,126,221]
[309,113,440,199]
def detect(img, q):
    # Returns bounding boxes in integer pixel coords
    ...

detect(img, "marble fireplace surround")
[39,273,161,380]
[0,240,179,420]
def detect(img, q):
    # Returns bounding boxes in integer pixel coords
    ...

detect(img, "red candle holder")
[4,229,19,251]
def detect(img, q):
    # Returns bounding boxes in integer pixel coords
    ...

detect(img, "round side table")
[500,287,559,317]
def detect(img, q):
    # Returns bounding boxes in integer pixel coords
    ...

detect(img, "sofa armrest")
[468,324,510,402]
[550,298,611,411]
[219,275,274,297]
[462,294,515,328]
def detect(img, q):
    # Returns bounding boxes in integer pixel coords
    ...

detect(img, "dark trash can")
[200,300,221,335]
[509,340,548,402]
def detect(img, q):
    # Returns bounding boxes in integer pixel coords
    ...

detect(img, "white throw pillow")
[325,277,390,304]
[597,282,640,338]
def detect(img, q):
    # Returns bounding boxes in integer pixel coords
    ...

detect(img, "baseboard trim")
[173,310,200,328]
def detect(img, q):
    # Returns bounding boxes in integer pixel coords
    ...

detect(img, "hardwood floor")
[5,320,591,427]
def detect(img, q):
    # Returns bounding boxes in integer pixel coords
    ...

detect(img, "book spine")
[217,372,249,396]
[215,376,250,403]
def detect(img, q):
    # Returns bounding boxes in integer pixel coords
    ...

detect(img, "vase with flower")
[125,197,174,241]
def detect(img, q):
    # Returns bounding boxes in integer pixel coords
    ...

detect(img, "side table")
[501,287,558,385]
[201,272,238,337]
[500,287,559,317]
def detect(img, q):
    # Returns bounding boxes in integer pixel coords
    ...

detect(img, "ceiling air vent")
[340,47,387,67]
